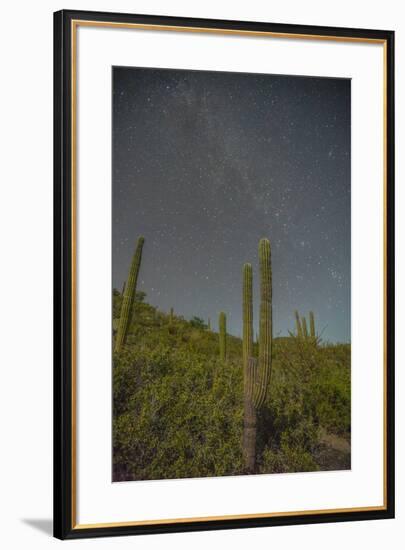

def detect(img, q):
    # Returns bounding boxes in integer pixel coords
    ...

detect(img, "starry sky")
[112,67,351,343]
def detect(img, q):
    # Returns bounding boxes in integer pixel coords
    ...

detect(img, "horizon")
[113,234,351,344]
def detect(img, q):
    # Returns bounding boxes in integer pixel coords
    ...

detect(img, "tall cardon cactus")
[309,311,316,341]
[114,236,144,353]
[295,310,303,339]
[242,238,272,472]
[219,312,227,362]
[242,263,256,472]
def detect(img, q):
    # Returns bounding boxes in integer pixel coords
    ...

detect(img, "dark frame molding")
[54,9,395,540]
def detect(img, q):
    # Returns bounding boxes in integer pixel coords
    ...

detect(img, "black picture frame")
[54,9,395,540]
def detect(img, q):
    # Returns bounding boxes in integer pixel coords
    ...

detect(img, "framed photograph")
[54,9,395,539]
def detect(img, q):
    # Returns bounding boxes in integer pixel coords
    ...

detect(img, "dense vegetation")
[112,289,350,481]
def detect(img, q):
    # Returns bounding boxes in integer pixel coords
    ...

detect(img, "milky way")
[112,67,351,343]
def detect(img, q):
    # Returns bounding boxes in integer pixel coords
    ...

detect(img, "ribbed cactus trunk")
[207,318,211,331]
[301,316,308,339]
[242,263,256,473]
[295,310,303,339]
[254,238,272,408]
[169,307,174,324]
[309,311,315,340]
[243,265,253,378]
[114,236,144,353]
[219,312,227,362]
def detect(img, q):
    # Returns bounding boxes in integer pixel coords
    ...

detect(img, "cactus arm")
[254,238,272,408]
[295,310,303,339]
[309,311,315,340]
[301,316,309,339]
[242,262,257,472]
[219,312,227,362]
[243,264,253,369]
[243,263,258,401]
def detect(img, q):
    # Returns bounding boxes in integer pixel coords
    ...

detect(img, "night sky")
[112,67,351,343]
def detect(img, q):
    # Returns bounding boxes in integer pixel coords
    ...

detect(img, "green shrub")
[112,292,350,480]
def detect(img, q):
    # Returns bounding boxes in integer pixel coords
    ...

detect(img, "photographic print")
[112,66,351,482]
[54,12,394,539]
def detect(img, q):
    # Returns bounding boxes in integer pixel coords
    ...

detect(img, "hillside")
[112,289,350,482]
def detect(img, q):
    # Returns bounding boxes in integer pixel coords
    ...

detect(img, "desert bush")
[112,292,350,480]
